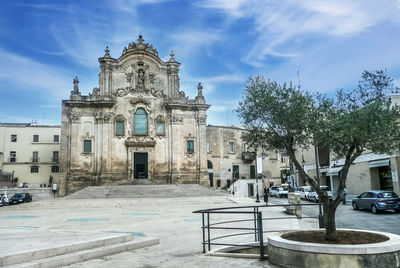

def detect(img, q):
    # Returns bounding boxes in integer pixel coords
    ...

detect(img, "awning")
[326,167,343,176]
[369,159,390,168]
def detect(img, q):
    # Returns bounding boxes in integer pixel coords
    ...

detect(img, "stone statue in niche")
[137,69,145,90]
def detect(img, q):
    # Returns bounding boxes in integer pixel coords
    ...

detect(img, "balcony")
[242,151,256,162]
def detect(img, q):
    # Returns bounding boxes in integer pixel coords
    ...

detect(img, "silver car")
[352,190,400,214]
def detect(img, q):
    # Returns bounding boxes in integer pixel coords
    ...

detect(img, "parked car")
[269,186,289,198]
[352,190,400,214]
[298,186,312,200]
[0,194,9,207]
[308,186,333,203]
[9,193,32,205]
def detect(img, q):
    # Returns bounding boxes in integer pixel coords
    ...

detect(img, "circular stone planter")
[268,229,400,268]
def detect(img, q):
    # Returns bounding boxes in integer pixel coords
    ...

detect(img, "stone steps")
[2,235,159,268]
[66,184,227,199]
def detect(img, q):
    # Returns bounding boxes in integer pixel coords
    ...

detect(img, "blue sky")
[1,0,400,126]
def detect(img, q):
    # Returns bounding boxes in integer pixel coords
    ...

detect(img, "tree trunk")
[324,203,337,242]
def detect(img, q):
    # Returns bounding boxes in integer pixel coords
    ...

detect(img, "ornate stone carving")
[130,99,151,110]
[115,88,128,97]
[68,111,81,123]
[196,115,207,125]
[125,136,156,147]
[171,115,183,124]
[93,112,113,123]
[121,35,159,57]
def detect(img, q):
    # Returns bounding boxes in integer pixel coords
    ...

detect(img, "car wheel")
[371,205,378,214]
[395,209,400,213]
[352,202,359,210]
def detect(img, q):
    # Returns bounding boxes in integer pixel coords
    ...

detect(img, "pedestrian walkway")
[0,185,318,267]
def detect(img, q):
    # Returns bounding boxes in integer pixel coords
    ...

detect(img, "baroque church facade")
[59,36,210,195]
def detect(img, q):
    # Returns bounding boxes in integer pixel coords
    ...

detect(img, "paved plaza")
[0,185,318,267]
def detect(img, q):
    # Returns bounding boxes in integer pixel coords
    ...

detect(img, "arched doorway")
[207,160,214,187]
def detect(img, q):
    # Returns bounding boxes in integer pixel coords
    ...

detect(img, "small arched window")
[134,108,147,135]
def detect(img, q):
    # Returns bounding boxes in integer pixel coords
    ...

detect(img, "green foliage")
[237,70,400,241]
[237,71,400,160]
[237,76,316,151]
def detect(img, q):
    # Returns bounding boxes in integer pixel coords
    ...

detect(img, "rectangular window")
[53,151,59,163]
[53,135,59,142]
[115,121,125,135]
[11,134,17,142]
[51,166,59,173]
[244,143,249,152]
[156,122,165,135]
[31,166,39,173]
[33,135,39,142]
[83,140,92,153]
[206,141,210,153]
[187,140,194,154]
[229,142,235,153]
[32,151,38,162]
[10,151,16,162]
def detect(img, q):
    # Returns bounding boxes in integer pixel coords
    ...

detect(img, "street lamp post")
[254,149,260,203]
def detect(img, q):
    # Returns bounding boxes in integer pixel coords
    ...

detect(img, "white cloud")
[181,73,246,96]
[0,49,72,100]
[169,30,222,58]
[197,0,400,66]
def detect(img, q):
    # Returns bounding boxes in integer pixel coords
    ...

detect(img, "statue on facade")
[73,76,79,93]
[137,69,145,90]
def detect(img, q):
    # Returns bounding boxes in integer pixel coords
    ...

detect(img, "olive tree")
[237,71,400,241]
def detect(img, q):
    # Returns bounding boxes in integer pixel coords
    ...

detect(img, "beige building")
[0,123,61,188]
[294,146,400,196]
[59,36,209,195]
[206,125,282,191]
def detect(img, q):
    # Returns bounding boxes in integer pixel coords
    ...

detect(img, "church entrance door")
[134,152,148,179]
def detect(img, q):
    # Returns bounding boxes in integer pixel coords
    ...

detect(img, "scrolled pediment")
[125,136,156,147]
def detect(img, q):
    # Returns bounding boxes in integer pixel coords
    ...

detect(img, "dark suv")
[9,193,32,205]
[352,190,400,214]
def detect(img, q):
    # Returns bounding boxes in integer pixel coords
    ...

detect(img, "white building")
[0,123,61,188]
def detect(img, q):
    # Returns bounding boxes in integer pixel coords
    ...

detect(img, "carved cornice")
[125,136,156,147]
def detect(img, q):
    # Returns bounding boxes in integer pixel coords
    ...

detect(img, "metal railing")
[193,203,318,260]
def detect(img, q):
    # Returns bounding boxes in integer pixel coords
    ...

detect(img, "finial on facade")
[169,50,175,62]
[73,76,79,93]
[197,82,203,96]
[105,46,110,57]
[137,35,144,44]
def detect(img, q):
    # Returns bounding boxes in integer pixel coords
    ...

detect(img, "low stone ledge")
[268,229,400,268]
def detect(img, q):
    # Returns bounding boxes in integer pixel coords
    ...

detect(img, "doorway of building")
[134,152,148,179]
[378,166,393,190]
[233,165,239,180]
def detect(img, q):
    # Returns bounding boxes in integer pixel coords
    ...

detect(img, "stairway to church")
[65,184,227,199]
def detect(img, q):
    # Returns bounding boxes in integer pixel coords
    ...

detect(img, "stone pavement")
[0,185,318,267]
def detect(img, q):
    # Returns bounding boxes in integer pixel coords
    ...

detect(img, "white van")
[298,186,312,200]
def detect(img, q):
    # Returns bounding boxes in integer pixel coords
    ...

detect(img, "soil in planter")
[282,230,389,245]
